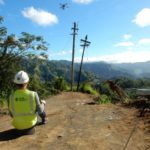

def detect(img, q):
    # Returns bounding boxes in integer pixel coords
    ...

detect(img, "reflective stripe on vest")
[10,92,35,117]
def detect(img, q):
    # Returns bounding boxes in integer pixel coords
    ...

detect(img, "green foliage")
[0,99,4,107]
[123,97,132,104]
[115,77,135,89]
[29,75,69,98]
[98,94,111,104]
[28,75,50,98]
[114,77,150,89]
[96,82,119,103]
[0,98,8,115]
[0,98,7,108]
[125,89,137,99]
[80,83,98,95]
[52,76,69,91]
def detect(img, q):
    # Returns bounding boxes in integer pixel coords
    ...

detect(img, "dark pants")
[39,111,46,124]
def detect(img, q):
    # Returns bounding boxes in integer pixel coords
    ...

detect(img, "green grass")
[0,98,7,108]
[0,98,8,115]
[80,83,99,95]
[98,94,111,104]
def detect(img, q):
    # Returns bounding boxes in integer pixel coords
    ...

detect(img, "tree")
[53,76,68,91]
[114,77,134,89]
[0,16,48,97]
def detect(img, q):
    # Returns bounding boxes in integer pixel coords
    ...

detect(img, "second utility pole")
[71,22,78,91]
[77,35,91,91]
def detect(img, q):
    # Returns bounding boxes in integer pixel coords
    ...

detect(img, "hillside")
[22,59,150,83]
[0,92,149,150]
[22,59,92,83]
[82,62,132,79]
[82,61,150,79]
[113,61,150,78]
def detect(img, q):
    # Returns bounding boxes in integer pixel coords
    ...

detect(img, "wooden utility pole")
[71,22,78,91]
[77,35,91,91]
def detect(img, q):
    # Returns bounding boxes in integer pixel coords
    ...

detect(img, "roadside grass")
[0,98,8,115]
[79,83,99,96]
[98,94,111,104]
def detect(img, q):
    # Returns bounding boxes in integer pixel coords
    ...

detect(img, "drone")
[60,3,68,10]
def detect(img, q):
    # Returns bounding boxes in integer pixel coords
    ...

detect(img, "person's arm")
[34,92,44,114]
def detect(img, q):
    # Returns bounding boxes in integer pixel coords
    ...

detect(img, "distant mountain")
[22,59,93,83]
[77,61,150,79]
[22,59,150,83]
[81,62,132,79]
[113,61,150,78]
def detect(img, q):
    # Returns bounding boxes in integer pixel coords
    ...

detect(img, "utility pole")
[77,35,91,91]
[71,22,78,91]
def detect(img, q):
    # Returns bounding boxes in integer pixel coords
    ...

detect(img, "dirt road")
[0,92,149,150]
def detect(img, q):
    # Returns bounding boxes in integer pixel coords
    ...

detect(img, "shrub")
[80,83,99,95]
[0,98,7,108]
[52,76,69,92]
[98,94,111,104]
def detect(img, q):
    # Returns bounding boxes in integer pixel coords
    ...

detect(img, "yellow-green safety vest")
[9,89,37,130]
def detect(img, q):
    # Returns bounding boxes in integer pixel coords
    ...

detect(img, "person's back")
[9,89,37,130]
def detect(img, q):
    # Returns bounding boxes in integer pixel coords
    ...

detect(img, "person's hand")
[41,100,46,105]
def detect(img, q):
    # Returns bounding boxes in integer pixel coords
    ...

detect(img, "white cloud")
[75,50,150,63]
[139,38,150,45]
[0,0,4,5]
[123,34,132,40]
[114,42,134,47]
[61,50,72,55]
[49,50,72,57]
[72,0,94,4]
[22,7,58,27]
[132,8,150,27]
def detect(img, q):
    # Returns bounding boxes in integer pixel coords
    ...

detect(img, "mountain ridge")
[22,59,150,82]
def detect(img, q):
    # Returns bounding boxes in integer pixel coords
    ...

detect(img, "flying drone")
[60,3,68,10]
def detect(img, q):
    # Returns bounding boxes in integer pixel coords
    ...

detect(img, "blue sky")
[0,0,150,63]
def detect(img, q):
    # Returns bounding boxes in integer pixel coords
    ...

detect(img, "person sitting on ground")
[8,70,46,132]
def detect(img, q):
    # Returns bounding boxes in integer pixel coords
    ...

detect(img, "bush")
[125,89,137,99]
[98,94,111,104]
[52,76,69,92]
[80,83,99,95]
[0,98,7,108]
[96,82,120,103]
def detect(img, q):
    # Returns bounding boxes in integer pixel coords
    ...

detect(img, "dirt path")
[0,92,149,150]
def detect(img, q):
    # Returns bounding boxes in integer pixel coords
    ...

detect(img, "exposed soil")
[0,92,149,150]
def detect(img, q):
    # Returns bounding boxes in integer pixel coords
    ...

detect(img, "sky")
[0,0,150,63]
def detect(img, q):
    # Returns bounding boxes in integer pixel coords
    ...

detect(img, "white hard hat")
[13,70,29,84]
